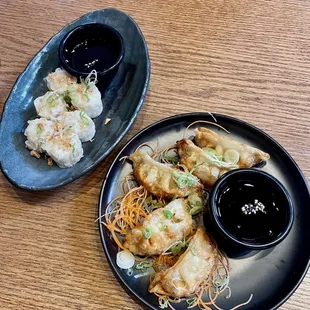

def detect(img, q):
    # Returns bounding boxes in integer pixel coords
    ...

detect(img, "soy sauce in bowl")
[217,179,288,243]
[209,169,294,251]
[59,23,124,86]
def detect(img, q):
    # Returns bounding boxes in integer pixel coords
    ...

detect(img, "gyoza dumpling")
[129,151,203,199]
[177,129,270,187]
[34,92,68,119]
[177,139,233,187]
[123,199,192,256]
[46,68,77,92]
[57,111,95,142]
[42,130,83,168]
[195,128,270,168]
[66,82,103,118]
[149,228,215,298]
[24,118,56,152]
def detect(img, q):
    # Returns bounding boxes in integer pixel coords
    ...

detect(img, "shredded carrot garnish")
[100,141,253,310]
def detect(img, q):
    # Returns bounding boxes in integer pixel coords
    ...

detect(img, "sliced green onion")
[188,192,204,215]
[46,94,58,107]
[163,210,173,219]
[142,227,153,239]
[224,149,240,164]
[83,91,90,102]
[186,297,197,307]
[203,151,238,169]
[203,147,223,160]
[36,124,43,135]
[163,154,179,164]
[126,268,133,276]
[116,250,135,269]
[202,147,217,155]
[80,77,90,90]
[170,241,186,255]
[136,260,152,270]
[80,111,89,126]
[190,205,203,215]
[66,125,74,132]
[172,170,199,189]
[70,93,79,105]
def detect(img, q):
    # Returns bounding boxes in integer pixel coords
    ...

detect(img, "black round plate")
[98,113,310,310]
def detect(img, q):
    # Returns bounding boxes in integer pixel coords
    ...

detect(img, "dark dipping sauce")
[59,23,124,80]
[65,36,121,73]
[217,178,289,244]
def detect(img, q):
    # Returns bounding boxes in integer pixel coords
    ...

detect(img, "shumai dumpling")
[24,118,56,152]
[46,68,77,93]
[42,129,83,168]
[34,91,68,120]
[57,111,95,142]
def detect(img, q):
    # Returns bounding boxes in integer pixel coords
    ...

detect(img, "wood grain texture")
[0,0,310,309]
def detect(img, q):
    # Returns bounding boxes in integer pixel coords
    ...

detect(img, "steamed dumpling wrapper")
[24,118,56,152]
[64,72,103,118]
[42,129,83,168]
[129,151,203,200]
[57,110,95,142]
[46,68,77,93]
[149,228,215,298]
[34,91,68,120]
[123,199,192,256]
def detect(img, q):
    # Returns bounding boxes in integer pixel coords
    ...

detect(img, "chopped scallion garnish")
[163,210,173,219]
[170,241,186,255]
[142,227,153,239]
[172,170,199,189]
[186,297,197,307]
[136,260,152,270]
[163,154,179,164]
[80,111,89,126]
[36,124,43,135]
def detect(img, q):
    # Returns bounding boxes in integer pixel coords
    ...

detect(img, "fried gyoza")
[149,228,215,298]
[195,127,270,167]
[123,199,192,256]
[177,129,270,187]
[129,151,203,199]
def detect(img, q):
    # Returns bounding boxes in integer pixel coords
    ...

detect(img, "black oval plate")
[0,8,150,190]
[98,113,310,310]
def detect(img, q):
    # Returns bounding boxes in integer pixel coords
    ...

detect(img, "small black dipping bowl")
[59,23,125,87]
[205,169,294,257]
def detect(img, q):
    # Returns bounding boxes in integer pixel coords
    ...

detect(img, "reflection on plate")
[99,113,310,310]
[0,8,150,190]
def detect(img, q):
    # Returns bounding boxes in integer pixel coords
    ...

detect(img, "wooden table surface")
[1,0,310,309]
